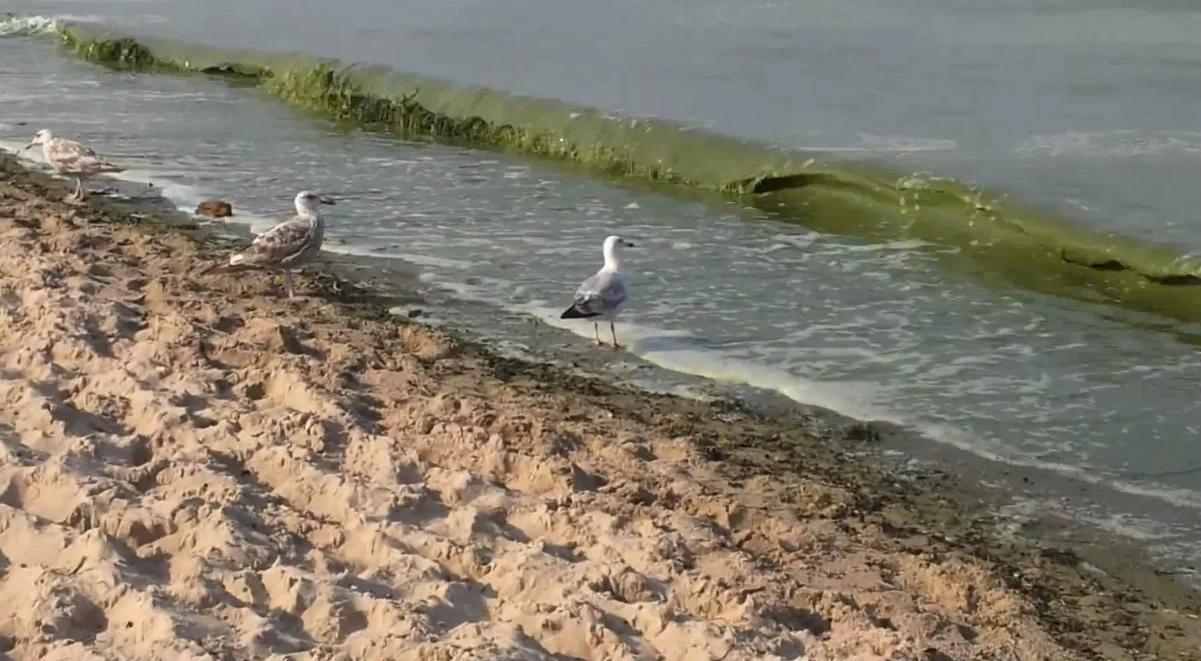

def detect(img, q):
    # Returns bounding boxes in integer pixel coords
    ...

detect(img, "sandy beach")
[0,154,1198,660]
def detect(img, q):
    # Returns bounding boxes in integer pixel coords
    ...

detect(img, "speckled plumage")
[229,213,325,270]
[216,190,334,299]
[26,130,121,202]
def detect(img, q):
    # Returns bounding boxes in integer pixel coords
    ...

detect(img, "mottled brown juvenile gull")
[24,129,122,202]
[206,190,334,299]
[560,234,635,348]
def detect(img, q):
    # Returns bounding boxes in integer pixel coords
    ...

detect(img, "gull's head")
[294,190,336,215]
[601,234,635,267]
[603,235,635,252]
[24,129,51,150]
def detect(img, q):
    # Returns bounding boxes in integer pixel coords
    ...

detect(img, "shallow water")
[10,0,1201,248]
[2,12,1200,578]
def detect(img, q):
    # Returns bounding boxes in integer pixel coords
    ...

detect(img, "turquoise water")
[1,7,1200,579]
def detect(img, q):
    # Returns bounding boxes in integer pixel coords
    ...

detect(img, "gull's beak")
[623,240,636,248]
[22,141,35,151]
[319,196,336,205]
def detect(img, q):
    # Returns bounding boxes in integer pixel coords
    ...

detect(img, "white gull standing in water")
[560,234,636,348]
[24,129,122,202]
[206,190,335,299]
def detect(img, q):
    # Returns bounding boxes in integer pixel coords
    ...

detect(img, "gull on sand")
[25,129,122,202]
[561,234,635,348]
[206,190,335,299]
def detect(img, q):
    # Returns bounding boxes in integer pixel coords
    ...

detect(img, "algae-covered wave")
[11,17,1201,319]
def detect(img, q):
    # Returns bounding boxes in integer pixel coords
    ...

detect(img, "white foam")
[1016,130,1201,158]
[858,133,958,152]
[0,12,166,39]
[0,138,30,153]
[408,269,894,423]
[112,169,209,212]
[0,15,59,37]
[918,420,1201,512]
[342,249,472,270]
[404,265,1201,516]
[796,134,957,153]
[60,14,168,26]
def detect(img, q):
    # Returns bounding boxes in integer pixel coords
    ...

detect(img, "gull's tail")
[200,253,258,276]
[89,157,123,174]
[560,304,598,319]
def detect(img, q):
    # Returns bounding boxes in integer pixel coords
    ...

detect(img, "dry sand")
[0,155,1198,660]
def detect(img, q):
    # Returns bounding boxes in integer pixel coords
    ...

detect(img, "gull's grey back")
[574,269,627,317]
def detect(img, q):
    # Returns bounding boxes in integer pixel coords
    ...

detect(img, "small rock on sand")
[196,199,233,218]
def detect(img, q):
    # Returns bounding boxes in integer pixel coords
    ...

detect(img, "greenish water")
[46,20,1201,323]
[1,5,1200,582]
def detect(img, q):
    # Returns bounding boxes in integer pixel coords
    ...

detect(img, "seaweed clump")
[261,64,673,183]
[62,32,156,70]
[53,25,717,187]
[266,66,431,129]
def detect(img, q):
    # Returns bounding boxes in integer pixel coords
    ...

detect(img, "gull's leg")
[76,177,87,201]
[284,270,295,299]
[593,322,604,346]
[610,320,621,350]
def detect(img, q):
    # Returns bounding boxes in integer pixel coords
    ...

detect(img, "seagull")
[204,190,335,298]
[560,235,635,348]
[24,129,122,202]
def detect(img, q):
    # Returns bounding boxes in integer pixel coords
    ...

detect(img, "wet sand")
[0,153,1198,660]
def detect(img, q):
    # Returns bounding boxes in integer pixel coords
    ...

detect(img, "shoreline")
[1,154,1199,659]
[44,17,1201,325]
